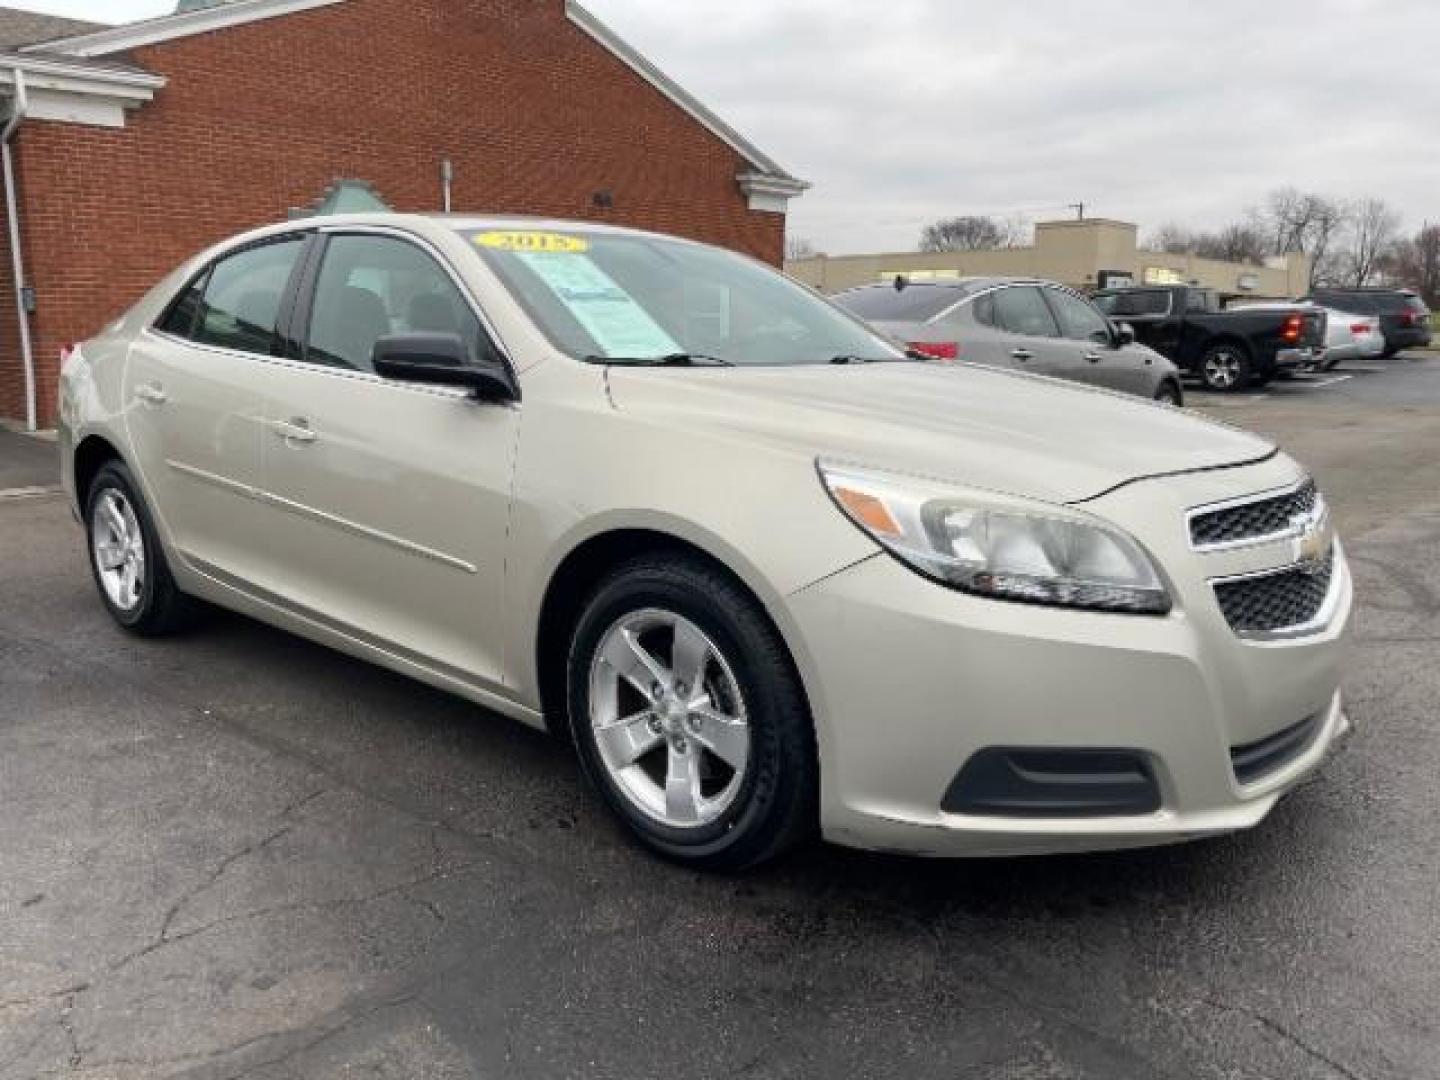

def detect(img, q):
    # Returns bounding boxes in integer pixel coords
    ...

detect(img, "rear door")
[989,285,1068,376]
[251,227,520,689]
[123,234,308,582]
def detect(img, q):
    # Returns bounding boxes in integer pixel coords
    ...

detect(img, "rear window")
[834,284,965,323]
[1093,290,1173,318]
[1315,290,1424,314]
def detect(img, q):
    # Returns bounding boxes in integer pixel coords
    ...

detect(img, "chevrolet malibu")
[59,215,1352,870]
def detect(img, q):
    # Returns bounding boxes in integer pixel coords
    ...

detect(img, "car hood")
[606,361,1274,504]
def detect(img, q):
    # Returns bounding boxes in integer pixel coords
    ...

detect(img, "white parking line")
[1296,375,1354,391]
[0,485,62,501]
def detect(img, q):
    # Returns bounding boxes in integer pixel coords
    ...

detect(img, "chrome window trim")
[148,222,518,382]
[1209,544,1343,642]
[1186,476,1322,553]
[139,327,515,408]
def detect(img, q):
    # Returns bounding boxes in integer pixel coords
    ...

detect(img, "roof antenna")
[893,274,909,292]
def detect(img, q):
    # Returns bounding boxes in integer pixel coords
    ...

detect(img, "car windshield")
[462,227,904,366]
[834,284,966,322]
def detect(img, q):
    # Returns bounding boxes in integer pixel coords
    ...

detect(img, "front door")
[123,234,308,583]
[253,229,519,690]
[1042,285,1153,394]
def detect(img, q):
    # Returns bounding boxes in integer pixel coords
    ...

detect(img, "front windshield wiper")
[584,353,735,367]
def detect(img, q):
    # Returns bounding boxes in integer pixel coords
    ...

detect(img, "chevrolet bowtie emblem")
[1291,507,1332,571]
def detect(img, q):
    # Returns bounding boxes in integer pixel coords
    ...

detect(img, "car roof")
[212,212,725,252]
[1314,286,1418,296]
[837,276,1059,297]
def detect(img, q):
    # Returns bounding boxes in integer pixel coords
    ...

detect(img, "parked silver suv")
[60,215,1349,869]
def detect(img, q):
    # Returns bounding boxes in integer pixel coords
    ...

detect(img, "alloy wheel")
[91,488,146,612]
[587,608,750,828]
[1204,350,1243,390]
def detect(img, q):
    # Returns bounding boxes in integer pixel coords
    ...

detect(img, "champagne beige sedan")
[59,214,1352,869]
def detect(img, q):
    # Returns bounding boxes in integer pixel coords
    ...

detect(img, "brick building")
[0,0,807,428]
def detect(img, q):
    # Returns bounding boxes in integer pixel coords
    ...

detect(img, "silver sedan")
[833,277,1184,404]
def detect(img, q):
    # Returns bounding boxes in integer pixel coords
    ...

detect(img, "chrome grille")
[1213,553,1334,637]
[1190,480,1318,549]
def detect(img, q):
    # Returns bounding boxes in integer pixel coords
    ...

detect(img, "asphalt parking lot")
[2,355,1438,1080]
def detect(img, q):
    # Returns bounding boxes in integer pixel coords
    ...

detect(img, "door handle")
[1084,353,1104,364]
[135,383,168,406]
[271,418,317,445]
[1010,349,1034,362]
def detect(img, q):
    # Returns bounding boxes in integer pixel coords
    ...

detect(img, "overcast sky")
[12,0,1439,253]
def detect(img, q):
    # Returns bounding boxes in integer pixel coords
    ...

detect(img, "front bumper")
[788,457,1352,857]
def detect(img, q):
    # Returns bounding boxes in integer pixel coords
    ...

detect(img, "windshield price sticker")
[517,252,680,358]
[475,231,590,254]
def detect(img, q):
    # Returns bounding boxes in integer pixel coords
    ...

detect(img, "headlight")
[818,461,1171,615]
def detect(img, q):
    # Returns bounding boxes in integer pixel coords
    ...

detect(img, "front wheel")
[1152,380,1184,407]
[1198,344,1252,392]
[567,555,817,871]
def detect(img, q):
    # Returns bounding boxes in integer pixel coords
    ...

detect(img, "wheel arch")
[1202,334,1255,360]
[72,433,127,507]
[532,525,821,745]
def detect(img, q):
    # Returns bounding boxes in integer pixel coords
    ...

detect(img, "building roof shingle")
[0,6,109,51]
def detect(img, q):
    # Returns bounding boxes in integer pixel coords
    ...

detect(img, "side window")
[304,234,493,374]
[157,271,209,338]
[1184,290,1209,313]
[189,238,305,355]
[1044,288,1110,342]
[992,286,1060,338]
[971,292,996,328]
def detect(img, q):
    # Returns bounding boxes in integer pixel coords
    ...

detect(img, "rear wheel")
[1199,344,1252,392]
[567,555,817,871]
[85,462,195,635]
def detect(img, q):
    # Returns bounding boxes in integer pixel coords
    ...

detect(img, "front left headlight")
[818,461,1171,615]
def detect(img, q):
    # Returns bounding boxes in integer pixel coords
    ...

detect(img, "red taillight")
[909,341,960,361]
[1351,322,1371,335]
[1281,314,1303,343]
[1398,310,1418,327]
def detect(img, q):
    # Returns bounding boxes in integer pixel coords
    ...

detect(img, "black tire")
[84,461,196,636]
[1198,343,1252,392]
[566,554,817,871]
[1153,380,1184,407]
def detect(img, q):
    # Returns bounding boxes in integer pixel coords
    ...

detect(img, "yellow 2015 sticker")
[474,230,589,254]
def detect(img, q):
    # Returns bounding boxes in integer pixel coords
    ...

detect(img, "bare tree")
[1254,188,1350,287]
[918,215,1014,253]
[1194,223,1269,265]
[1387,224,1440,305]
[1345,198,1402,287]
[785,235,821,261]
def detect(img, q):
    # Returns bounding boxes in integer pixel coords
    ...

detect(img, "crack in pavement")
[1202,997,1368,1080]
[105,787,333,977]
[111,860,489,973]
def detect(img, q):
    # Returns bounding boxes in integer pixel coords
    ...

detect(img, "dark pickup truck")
[1091,285,1325,392]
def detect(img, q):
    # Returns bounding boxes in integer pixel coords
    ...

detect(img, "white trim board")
[23,0,345,58]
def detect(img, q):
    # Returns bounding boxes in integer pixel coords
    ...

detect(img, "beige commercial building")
[788,219,1312,299]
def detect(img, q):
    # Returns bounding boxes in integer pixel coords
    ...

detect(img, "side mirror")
[372,333,517,402]
[1112,322,1136,347]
